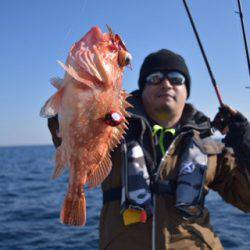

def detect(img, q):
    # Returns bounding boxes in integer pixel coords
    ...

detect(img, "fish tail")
[60,191,86,227]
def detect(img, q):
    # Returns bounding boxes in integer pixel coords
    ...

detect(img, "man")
[48,49,250,250]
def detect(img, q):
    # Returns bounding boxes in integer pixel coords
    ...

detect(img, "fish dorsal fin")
[87,155,112,188]
[107,92,131,151]
[50,77,64,90]
[106,24,115,42]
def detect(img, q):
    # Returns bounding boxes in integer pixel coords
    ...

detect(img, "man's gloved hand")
[212,105,250,163]
[48,115,62,148]
[212,104,238,135]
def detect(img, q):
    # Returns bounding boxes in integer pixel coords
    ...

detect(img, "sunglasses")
[145,71,186,86]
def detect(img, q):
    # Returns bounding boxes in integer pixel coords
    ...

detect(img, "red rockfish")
[40,26,132,226]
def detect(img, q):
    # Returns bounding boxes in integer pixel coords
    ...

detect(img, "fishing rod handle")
[214,83,224,107]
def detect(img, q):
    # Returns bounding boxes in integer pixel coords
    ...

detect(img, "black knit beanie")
[138,49,191,98]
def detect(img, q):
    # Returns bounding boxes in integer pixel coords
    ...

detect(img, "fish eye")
[118,51,132,67]
[124,53,132,65]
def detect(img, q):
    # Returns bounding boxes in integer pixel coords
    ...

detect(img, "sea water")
[0,145,249,250]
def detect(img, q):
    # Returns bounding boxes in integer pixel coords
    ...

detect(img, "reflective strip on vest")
[175,137,208,218]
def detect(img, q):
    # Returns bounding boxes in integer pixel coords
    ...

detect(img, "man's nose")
[161,78,172,88]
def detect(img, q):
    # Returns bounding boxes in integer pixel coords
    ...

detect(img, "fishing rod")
[235,0,250,88]
[182,0,224,106]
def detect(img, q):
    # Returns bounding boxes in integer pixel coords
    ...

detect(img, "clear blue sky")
[1,0,250,146]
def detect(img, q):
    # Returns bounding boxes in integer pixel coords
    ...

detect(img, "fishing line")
[182,0,224,106]
[235,0,250,88]
[59,0,88,54]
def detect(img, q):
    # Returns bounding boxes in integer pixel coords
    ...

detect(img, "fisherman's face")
[142,72,187,116]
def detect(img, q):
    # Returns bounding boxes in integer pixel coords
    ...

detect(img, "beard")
[155,98,176,114]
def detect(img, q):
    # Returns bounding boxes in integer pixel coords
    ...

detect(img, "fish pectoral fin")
[57,60,95,89]
[40,88,63,118]
[87,155,112,188]
[50,77,64,90]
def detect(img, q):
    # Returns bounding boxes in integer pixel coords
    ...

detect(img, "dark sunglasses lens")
[167,72,185,85]
[146,72,164,85]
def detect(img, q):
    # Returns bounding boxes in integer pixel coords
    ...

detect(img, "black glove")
[213,105,250,162]
[212,105,237,134]
[48,115,62,148]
